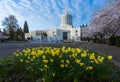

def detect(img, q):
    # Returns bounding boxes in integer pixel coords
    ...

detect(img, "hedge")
[116,36,120,47]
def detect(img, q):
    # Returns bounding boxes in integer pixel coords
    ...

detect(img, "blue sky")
[0,0,108,31]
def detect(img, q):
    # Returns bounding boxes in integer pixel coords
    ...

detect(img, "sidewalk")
[75,42,120,66]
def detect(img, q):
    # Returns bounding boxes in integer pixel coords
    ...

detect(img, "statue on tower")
[66,8,68,14]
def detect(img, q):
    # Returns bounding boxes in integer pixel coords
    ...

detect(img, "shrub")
[108,36,116,45]
[92,38,97,43]
[115,36,120,47]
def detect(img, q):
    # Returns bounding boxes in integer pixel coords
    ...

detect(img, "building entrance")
[63,32,68,40]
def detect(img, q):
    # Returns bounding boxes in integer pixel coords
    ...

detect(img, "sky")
[0,0,108,31]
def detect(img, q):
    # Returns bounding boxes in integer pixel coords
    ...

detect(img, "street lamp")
[80,26,82,41]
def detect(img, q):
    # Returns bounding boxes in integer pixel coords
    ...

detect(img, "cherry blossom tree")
[86,0,120,39]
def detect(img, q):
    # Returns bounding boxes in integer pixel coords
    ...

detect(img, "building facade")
[25,9,81,43]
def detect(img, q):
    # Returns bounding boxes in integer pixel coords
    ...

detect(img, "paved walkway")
[0,41,120,66]
[76,42,120,66]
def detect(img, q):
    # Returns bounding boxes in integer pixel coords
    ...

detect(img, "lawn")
[0,46,120,82]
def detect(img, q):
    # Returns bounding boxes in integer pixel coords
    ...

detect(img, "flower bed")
[0,46,120,82]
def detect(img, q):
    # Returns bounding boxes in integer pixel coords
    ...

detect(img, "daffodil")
[66,59,70,64]
[108,55,112,60]
[94,59,99,64]
[75,59,81,64]
[15,54,19,56]
[20,59,23,62]
[61,60,64,63]
[52,73,55,77]
[50,59,54,62]
[51,51,56,56]
[60,64,64,68]
[80,63,84,66]
[31,59,34,62]
[31,51,36,55]
[65,64,68,67]
[86,66,93,70]
[76,48,81,53]
[27,56,31,59]
[43,60,48,63]
[32,56,36,59]
[44,64,48,68]
[90,53,95,60]
[81,53,87,57]
[42,55,46,59]
[59,54,62,58]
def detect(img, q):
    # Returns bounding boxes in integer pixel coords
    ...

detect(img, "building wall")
[61,14,72,27]
[71,28,81,41]
[25,26,81,42]
[25,9,82,42]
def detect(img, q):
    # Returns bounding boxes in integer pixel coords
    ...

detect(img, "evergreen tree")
[23,20,29,33]
[15,27,23,40]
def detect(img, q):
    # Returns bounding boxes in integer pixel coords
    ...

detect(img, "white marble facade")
[25,9,81,43]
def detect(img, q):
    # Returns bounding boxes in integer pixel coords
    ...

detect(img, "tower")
[61,8,73,27]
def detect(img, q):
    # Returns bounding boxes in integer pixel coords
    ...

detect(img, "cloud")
[0,0,107,31]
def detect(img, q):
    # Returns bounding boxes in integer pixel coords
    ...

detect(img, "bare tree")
[2,15,19,40]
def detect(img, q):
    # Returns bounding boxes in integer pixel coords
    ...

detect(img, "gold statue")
[66,8,68,14]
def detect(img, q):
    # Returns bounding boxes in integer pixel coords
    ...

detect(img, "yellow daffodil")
[71,48,75,53]
[14,52,16,55]
[27,56,31,59]
[66,59,70,64]
[59,54,62,58]
[72,54,77,58]
[31,59,34,62]
[15,54,19,56]
[68,47,71,52]
[80,63,84,66]
[17,50,20,52]
[90,53,95,60]
[81,53,87,57]
[43,60,48,63]
[52,51,56,56]
[32,56,36,59]
[76,48,81,53]
[20,59,23,62]
[108,55,112,60]
[50,59,54,62]
[94,59,99,64]
[65,64,68,67]
[42,55,46,59]
[61,60,64,63]
[101,56,105,60]
[75,59,81,64]
[44,64,48,68]
[40,68,43,71]
[31,51,36,55]
[52,73,55,77]
[60,64,64,68]
[86,66,93,70]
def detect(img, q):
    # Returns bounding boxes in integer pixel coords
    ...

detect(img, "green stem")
[74,78,79,82]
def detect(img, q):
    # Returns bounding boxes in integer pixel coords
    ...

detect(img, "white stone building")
[25,9,81,43]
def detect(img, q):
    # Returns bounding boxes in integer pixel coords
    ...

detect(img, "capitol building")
[25,9,82,43]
